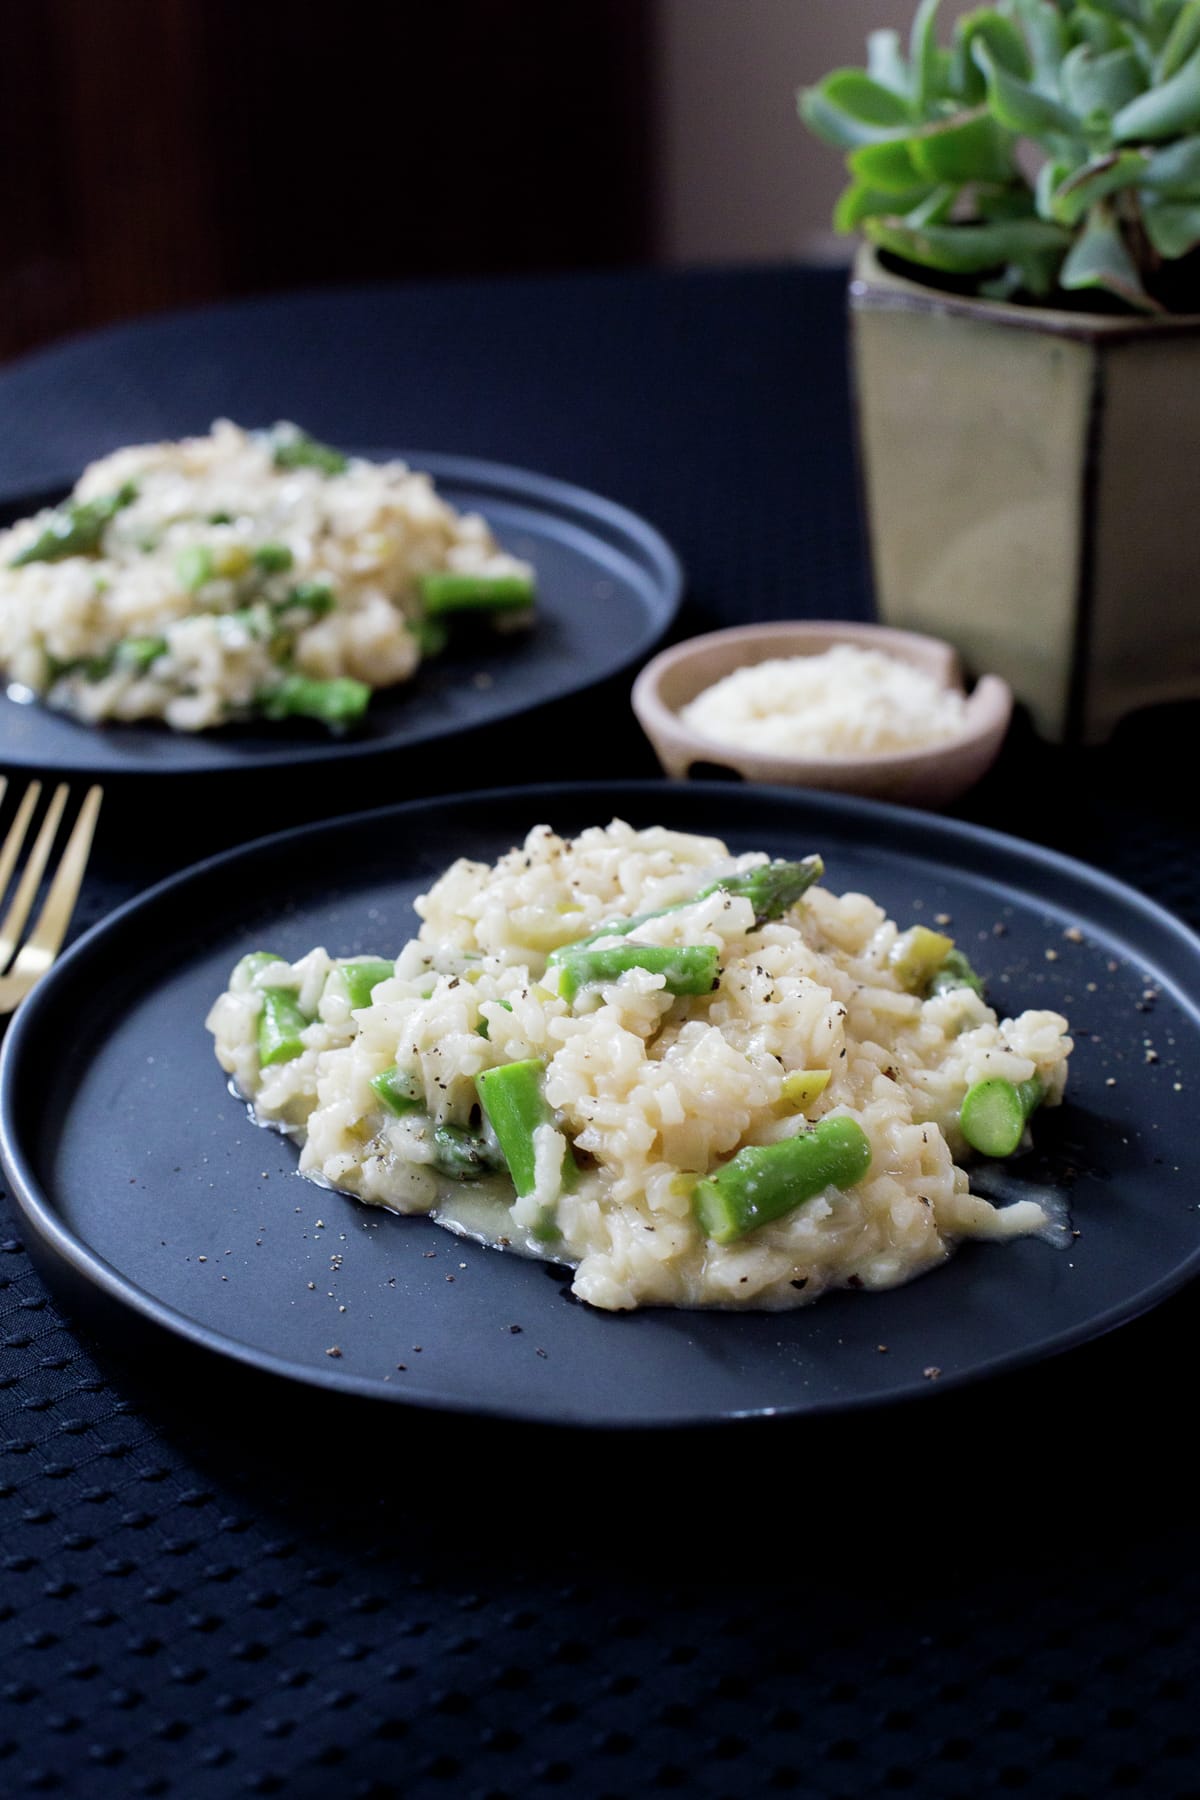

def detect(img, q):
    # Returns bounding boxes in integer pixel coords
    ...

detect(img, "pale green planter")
[850,244,1200,744]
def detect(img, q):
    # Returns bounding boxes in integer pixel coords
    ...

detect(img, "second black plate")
[2,781,1199,1428]
[0,453,682,777]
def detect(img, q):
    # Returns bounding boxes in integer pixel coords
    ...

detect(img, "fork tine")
[0,782,62,968]
[2,785,103,985]
[0,781,42,927]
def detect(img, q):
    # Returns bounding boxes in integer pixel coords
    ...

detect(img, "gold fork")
[0,777,103,1016]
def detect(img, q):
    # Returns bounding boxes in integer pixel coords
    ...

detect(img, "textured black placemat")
[3,267,1199,1799]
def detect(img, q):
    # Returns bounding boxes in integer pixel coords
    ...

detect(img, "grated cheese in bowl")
[678,644,970,759]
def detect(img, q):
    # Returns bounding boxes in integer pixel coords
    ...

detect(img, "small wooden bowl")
[631,621,1013,809]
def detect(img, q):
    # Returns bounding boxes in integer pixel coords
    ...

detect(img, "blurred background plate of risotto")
[0,420,535,733]
[208,819,1073,1312]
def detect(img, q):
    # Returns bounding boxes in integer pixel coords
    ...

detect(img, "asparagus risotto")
[207,821,1073,1312]
[0,421,534,732]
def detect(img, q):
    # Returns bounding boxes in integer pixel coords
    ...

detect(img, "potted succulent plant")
[800,0,1200,743]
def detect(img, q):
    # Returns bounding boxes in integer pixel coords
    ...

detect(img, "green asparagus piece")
[544,906,674,964]
[253,542,294,574]
[693,1116,873,1245]
[959,1075,1045,1157]
[547,856,823,965]
[53,632,167,685]
[697,855,825,927]
[418,571,536,615]
[235,589,332,639]
[257,986,311,1067]
[370,1065,423,1116]
[476,1058,577,1199]
[890,926,954,992]
[269,426,348,475]
[554,943,720,1006]
[340,958,394,1009]
[431,1123,506,1181]
[175,544,214,591]
[928,947,985,1000]
[9,482,138,566]
[46,648,115,683]
[115,635,169,673]
[277,581,335,618]
[256,673,370,726]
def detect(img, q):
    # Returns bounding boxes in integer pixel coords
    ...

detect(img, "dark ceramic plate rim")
[3,780,1200,1429]
[0,451,683,777]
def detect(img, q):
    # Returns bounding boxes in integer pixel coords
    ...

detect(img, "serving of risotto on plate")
[207,819,1073,1312]
[0,420,534,733]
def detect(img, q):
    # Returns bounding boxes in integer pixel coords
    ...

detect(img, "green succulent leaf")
[1060,200,1162,306]
[909,106,1018,183]
[834,180,932,232]
[848,137,925,191]
[962,8,1032,77]
[867,28,912,97]
[1047,147,1152,221]
[1010,0,1071,91]
[1069,6,1135,57]
[800,0,1200,312]
[1157,0,1200,80]
[1036,154,1076,218]
[1129,27,1163,78]
[1113,41,1200,137]
[1060,44,1147,117]
[864,214,1070,276]
[820,69,915,128]
[910,0,946,109]
[1141,193,1200,252]
[798,81,909,151]
[1013,247,1072,297]
[904,184,960,227]
[975,182,1042,219]
[952,9,1033,103]
[974,43,1084,137]
[1079,0,1151,29]
[1140,130,1200,187]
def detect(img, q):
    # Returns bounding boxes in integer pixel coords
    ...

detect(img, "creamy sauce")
[235,1072,1071,1262]
[433,1187,569,1265]
[235,1075,557,1257]
[968,1166,1073,1248]
[231,1079,305,1145]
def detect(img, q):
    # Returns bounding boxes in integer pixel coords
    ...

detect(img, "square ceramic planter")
[850,244,1200,744]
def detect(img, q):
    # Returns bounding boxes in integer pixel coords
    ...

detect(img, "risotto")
[0,420,534,732]
[206,820,1073,1312]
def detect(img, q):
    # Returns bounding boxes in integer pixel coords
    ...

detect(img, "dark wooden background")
[0,0,654,362]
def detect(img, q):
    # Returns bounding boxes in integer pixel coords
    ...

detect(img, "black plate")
[0,454,681,776]
[2,781,1199,1429]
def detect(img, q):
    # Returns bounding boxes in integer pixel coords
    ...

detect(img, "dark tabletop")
[1,266,1198,1800]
